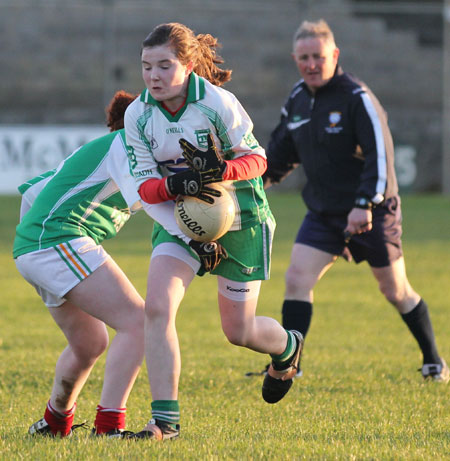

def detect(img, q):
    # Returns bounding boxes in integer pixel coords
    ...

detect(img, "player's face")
[292,37,339,93]
[141,44,193,110]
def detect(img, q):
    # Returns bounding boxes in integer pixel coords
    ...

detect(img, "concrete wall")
[0,0,444,191]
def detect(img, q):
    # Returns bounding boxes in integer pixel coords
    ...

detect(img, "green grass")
[1,193,449,460]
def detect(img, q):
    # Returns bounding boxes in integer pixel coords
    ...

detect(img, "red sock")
[94,405,126,434]
[44,400,76,437]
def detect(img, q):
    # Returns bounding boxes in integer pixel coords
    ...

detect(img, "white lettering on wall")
[395,145,417,189]
[0,125,107,194]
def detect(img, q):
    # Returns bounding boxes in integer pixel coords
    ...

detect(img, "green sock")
[270,330,296,370]
[151,400,180,429]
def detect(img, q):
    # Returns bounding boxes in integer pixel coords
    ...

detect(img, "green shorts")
[152,214,276,282]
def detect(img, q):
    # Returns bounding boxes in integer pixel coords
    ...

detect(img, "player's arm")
[107,133,142,212]
[352,90,390,207]
[124,101,162,191]
[179,133,267,181]
[124,103,219,205]
[181,91,268,182]
[345,91,390,236]
[263,106,300,188]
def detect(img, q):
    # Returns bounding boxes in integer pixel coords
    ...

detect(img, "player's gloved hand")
[166,169,222,204]
[189,240,228,272]
[179,134,226,178]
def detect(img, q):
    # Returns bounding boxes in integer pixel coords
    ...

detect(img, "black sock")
[401,299,440,364]
[282,300,313,338]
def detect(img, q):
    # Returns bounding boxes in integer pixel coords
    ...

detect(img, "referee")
[260,19,448,382]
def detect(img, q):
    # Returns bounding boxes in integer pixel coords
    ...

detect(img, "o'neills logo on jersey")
[166,127,184,134]
[176,200,206,237]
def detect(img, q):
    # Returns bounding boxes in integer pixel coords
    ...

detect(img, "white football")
[174,182,236,242]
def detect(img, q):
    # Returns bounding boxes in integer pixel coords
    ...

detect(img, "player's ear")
[185,60,194,74]
[333,47,340,61]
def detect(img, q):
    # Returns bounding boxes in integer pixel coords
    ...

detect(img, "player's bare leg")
[245,244,334,378]
[49,301,109,414]
[217,278,303,403]
[284,243,336,302]
[218,289,287,353]
[370,256,419,313]
[66,259,145,409]
[132,255,195,439]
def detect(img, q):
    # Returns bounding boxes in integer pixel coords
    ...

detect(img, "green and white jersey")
[13,130,141,258]
[125,73,271,232]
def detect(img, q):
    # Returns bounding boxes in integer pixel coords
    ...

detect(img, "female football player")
[14,91,145,438]
[124,22,303,440]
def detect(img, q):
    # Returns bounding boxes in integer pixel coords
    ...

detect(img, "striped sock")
[94,405,126,434]
[270,330,296,370]
[44,400,76,437]
[151,400,180,429]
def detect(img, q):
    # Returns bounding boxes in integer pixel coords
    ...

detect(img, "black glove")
[167,169,222,204]
[179,134,226,177]
[189,240,228,272]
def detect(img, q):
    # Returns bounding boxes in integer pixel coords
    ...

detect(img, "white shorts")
[151,242,201,273]
[15,237,109,307]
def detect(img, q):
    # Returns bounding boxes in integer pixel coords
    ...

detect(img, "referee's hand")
[345,207,372,235]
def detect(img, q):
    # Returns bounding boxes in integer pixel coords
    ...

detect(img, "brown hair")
[142,22,232,87]
[105,90,137,132]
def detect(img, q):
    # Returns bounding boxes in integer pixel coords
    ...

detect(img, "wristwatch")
[354,197,373,210]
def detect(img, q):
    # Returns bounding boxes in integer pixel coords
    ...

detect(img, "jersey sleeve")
[18,170,56,220]
[352,89,391,204]
[106,132,142,212]
[214,90,266,162]
[139,177,175,204]
[265,102,300,184]
[223,154,267,181]
[124,100,163,190]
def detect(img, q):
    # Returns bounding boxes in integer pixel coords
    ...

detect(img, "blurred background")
[1,0,449,194]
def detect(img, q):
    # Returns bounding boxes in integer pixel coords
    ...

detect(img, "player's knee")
[145,296,171,323]
[222,323,248,347]
[71,333,109,364]
[121,300,145,332]
[285,265,314,297]
[378,283,403,307]
[224,330,247,347]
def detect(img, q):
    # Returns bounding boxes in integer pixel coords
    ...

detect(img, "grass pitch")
[0,193,449,460]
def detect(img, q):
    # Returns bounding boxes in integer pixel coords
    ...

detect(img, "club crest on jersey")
[195,129,211,149]
[325,111,343,133]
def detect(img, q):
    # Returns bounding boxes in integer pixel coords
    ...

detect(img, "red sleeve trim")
[138,155,266,203]
[222,154,267,181]
[138,177,176,204]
